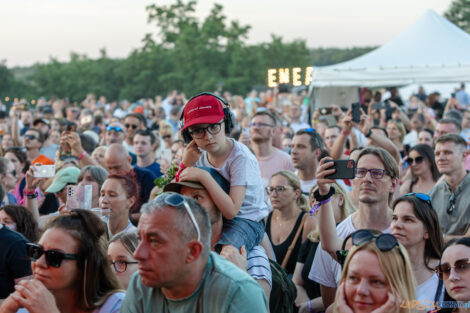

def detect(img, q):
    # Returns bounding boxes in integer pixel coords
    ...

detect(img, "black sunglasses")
[336,229,398,267]
[447,193,456,215]
[25,134,37,140]
[125,123,138,130]
[26,243,78,268]
[405,156,424,166]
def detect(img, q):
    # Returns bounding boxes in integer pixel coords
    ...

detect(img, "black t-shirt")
[0,225,31,299]
[297,239,322,300]
[133,166,156,209]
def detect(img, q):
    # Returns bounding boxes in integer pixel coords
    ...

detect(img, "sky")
[1,0,454,67]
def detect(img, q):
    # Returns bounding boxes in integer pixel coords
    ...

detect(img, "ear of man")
[185,240,204,264]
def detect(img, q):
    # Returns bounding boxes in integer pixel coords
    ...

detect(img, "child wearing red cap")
[179,93,268,253]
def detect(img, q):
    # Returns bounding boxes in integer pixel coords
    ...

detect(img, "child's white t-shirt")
[195,139,269,222]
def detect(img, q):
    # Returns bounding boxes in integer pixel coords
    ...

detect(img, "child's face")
[188,121,225,151]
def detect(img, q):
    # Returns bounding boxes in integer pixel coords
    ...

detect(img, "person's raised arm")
[24,167,43,224]
[178,167,242,219]
[315,157,343,259]
[358,112,400,164]
[389,101,411,131]
[10,105,21,147]
[330,111,353,159]
[181,140,203,167]
[62,132,99,167]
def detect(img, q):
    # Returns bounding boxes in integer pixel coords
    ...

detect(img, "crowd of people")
[0,84,470,313]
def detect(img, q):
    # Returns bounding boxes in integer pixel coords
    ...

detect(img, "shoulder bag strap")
[281,213,307,269]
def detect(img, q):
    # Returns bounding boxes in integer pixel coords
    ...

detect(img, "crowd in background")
[0,83,470,313]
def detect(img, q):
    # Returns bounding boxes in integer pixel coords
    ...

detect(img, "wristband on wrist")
[341,130,350,136]
[312,119,318,124]
[365,129,373,138]
[26,192,38,199]
[78,151,87,161]
[24,189,36,195]
[309,197,332,215]
[313,186,335,202]
[307,300,316,313]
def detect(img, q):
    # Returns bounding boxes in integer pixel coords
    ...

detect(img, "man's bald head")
[105,143,132,173]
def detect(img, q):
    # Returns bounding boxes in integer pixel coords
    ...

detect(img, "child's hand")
[182,140,202,167]
[178,167,206,183]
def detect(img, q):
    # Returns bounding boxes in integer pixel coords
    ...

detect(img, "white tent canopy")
[310,9,470,97]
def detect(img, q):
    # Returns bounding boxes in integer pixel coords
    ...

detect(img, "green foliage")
[445,0,470,33]
[5,1,374,102]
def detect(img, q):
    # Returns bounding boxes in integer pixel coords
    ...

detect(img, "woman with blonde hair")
[294,182,356,313]
[334,231,416,313]
[266,170,316,275]
[386,120,407,159]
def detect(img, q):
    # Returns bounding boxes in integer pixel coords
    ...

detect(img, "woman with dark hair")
[391,193,444,302]
[0,209,123,312]
[417,129,434,147]
[4,147,30,205]
[0,205,38,243]
[100,171,139,238]
[436,237,470,313]
[400,144,440,195]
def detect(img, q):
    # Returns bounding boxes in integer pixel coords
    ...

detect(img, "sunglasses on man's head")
[106,126,123,133]
[436,258,470,280]
[405,156,424,166]
[26,243,78,268]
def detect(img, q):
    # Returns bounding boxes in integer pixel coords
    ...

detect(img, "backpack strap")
[281,213,307,268]
[434,276,443,303]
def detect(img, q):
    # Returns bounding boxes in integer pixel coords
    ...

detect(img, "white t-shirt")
[308,215,390,288]
[417,273,444,303]
[196,139,269,222]
[290,121,311,133]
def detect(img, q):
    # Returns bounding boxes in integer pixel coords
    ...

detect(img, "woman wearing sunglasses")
[334,230,417,313]
[266,171,315,275]
[107,232,139,289]
[0,209,123,313]
[400,144,440,195]
[436,237,470,313]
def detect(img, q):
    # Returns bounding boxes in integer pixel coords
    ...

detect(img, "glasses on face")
[355,168,390,179]
[110,260,138,273]
[336,229,399,267]
[157,193,201,241]
[405,192,433,206]
[25,134,37,140]
[249,122,273,128]
[9,169,16,177]
[265,185,294,194]
[188,122,223,139]
[447,193,456,215]
[436,258,470,280]
[106,126,123,133]
[405,156,424,166]
[125,124,138,130]
[162,135,172,140]
[26,243,78,268]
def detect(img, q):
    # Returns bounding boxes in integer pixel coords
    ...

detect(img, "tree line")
[1,0,381,102]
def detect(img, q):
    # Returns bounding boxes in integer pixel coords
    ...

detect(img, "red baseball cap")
[181,95,225,131]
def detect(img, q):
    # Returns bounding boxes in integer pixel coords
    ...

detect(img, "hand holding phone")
[351,103,361,123]
[33,164,56,178]
[324,159,356,180]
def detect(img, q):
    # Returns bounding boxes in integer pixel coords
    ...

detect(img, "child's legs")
[216,217,265,252]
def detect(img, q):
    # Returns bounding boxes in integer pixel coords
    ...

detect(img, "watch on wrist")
[365,129,373,138]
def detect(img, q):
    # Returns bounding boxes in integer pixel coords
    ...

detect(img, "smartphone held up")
[324,159,356,180]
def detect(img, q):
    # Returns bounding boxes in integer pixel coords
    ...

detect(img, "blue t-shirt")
[136,162,162,179]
